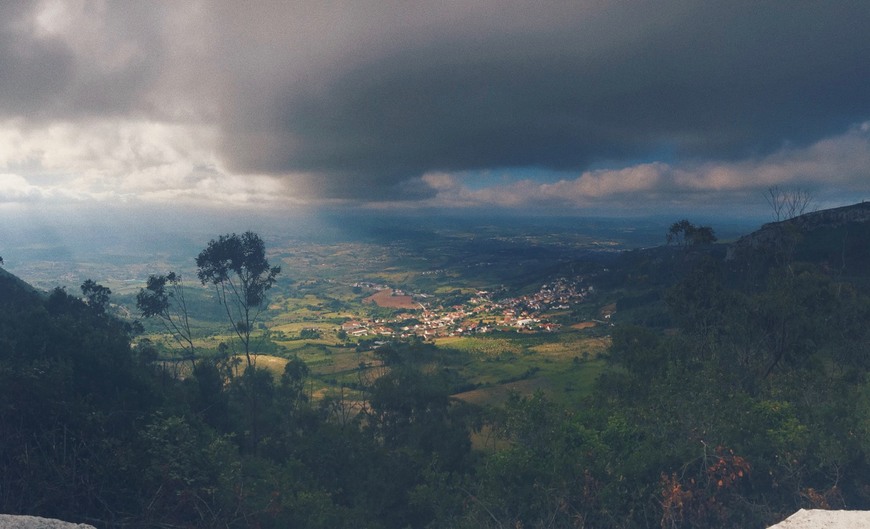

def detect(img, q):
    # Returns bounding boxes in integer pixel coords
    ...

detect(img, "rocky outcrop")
[0,515,96,529]
[768,509,870,528]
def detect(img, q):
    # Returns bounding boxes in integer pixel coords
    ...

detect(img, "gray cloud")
[209,1,870,198]
[0,4,74,116]
[0,2,172,121]
[3,1,870,203]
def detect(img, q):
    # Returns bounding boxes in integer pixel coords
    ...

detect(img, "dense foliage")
[3,221,870,528]
[0,271,475,528]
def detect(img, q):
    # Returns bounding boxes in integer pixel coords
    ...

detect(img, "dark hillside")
[595,243,728,326]
[0,266,42,305]
[507,207,870,523]
[0,270,162,526]
[728,201,870,278]
[598,202,870,326]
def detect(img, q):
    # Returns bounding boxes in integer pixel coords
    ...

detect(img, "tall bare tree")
[764,186,815,222]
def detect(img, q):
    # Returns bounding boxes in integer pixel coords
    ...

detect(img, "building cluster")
[340,276,594,340]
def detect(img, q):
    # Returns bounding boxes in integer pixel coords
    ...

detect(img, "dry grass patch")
[438,336,524,358]
[272,322,335,334]
[250,355,289,375]
[315,351,382,374]
[530,336,610,360]
[453,378,554,407]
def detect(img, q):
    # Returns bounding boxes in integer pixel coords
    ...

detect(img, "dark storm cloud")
[0,1,166,121]
[0,3,73,116]
[3,1,870,203]
[211,1,870,198]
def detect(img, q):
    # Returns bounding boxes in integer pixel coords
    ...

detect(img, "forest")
[2,206,870,529]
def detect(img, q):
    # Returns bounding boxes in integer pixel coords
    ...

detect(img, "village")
[339,276,598,341]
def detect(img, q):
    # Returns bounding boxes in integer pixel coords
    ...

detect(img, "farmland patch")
[363,289,420,309]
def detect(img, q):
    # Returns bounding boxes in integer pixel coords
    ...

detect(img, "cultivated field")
[363,289,421,309]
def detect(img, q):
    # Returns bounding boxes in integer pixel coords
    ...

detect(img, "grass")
[438,336,524,358]
[143,318,612,410]
[529,334,610,360]
[454,359,607,407]
[437,330,610,408]
[251,355,290,375]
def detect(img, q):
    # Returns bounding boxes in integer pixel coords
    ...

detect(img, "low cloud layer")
[1,1,869,214]
[413,123,870,214]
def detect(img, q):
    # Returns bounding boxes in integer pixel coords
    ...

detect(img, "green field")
[114,223,629,409]
[438,331,609,406]
[143,313,612,409]
[240,327,612,408]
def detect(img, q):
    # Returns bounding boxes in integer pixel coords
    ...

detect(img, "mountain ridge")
[727,201,870,260]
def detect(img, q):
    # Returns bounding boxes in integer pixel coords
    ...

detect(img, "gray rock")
[0,515,96,529]
[768,509,870,528]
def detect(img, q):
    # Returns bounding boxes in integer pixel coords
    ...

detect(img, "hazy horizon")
[1,205,766,293]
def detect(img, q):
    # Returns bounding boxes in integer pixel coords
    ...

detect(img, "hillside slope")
[0,266,42,303]
[727,202,870,274]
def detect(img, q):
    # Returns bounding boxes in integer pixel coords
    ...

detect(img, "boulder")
[0,515,96,529]
[769,509,870,529]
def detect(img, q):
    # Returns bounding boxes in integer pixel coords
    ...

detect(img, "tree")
[363,365,473,527]
[136,272,196,360]
[81,279,111,314]
[196,232,280,368]
[666,220,717,248]
[465,392,611,528]
[280,356,310,402]
[764,185,814,222]
[299,328,321,339]
[667,219,692,247]
[689,225,717,245]
[1,280,159,524]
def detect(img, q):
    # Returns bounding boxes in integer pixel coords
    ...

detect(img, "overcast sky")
[1,1,869,223]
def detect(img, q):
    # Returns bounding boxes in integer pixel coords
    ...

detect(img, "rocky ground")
[0,515,95,529]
